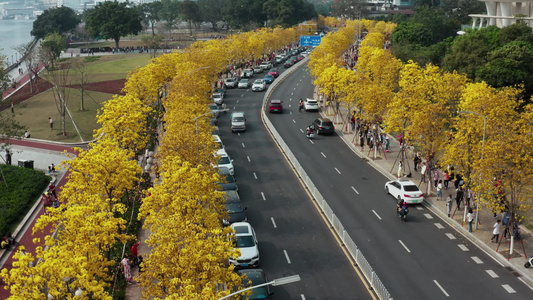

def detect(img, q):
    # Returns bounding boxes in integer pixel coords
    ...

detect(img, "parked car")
[253,66,263,74]
[268,68,279,78]
[225,77,238,88]
[304,98,319,111]
[230,222,260,268]
[208,103,219,118]
[242,68,254,78]
[231,112,247,132]
[216,166,238,191]
[223,190,247,225]
[312,117,335,135]
[238,269,272,299]
[385,179,425,204]
[252,79,266,92]
[215,87,226,96]
[260,62,273,70]
[216,149,234,175]
[212,126,220,136]
[263,74,274,84]
[268,99,283,113]
[238,79,251,89]
[213,134,224,150]
[212,92,224,105]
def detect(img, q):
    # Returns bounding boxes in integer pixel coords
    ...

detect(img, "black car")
[312,118,335,135]
[238,269,273,300]
[223,190,247,225]
[284,58,296,68]
[217,167,238,191]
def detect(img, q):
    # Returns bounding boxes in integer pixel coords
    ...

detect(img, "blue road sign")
[300,35,322,47]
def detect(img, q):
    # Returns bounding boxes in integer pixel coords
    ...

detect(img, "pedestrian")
[491,219,501,243]
[49,117,54,130]
[437,180,443,201]
[446,194,453,217]
[24,130,30,138]
[467,208,474,232]
[397,161,403,178]
[359,132,365,150]
[384,136,389,152]
[5,150,12,165]
[413,153,420,171]
[456,187,464,210]
[131,240,140,266]
[41,193,51,215]
[299,98,304,113]
[433,169,440,188]
[420,162,427,183]
[48,183,57,199]
[11,101,14,115]
[120,257,133,283]
[443,170,450,189]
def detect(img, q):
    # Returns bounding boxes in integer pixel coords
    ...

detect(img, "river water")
[0,19,34,66]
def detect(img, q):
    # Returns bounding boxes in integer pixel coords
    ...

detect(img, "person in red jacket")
[131,241,140,266]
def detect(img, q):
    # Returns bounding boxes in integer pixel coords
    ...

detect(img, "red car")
[269,99,283,113]
[268,68,279,78]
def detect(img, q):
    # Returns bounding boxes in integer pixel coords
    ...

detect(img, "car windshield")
[235,235,255,247]
[218,156,231,164]
[322,122,333,126]
[233,117,245,122]
[240,79,248,83]
[226,203,243,213]
[307,100,317,104]
[218,173,235,183]
[404,185,420,192]
[265,75,273,78]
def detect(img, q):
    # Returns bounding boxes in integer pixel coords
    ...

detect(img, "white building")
[470,0,533,28]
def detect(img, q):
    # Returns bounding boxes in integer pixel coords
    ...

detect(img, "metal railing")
[260,57,393,300]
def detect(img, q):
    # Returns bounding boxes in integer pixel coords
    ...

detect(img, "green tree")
[179,0,201,36]
[441,0,485,25]
[410,7,459,44]
[0,54,10,102]
[31,6,80,39]
[85,0,142,49]
[476,41,533,97]
[160,0,181,38]
[40,32,67,68]
[142,1,163,36]
[264,0,317,27]
[498,21,533,45]
[331,0,364,19]
[223,0,267,30]
[198,0,227,31]
[391,22,433,47]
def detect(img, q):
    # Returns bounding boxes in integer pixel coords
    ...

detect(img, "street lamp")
[217,274,301,300]
[457,110,487,230]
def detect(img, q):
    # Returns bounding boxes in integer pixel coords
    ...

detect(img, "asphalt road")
[216,66,374,300]
[266,62,533,299]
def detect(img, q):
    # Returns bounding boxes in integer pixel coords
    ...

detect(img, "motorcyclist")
[397,200,408,216]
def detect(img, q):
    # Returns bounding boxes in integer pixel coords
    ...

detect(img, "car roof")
[232,112,245,117]
[397,179,417,185]
[224,190,240,203]
[216,148,229,156]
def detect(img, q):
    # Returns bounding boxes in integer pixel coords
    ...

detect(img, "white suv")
[260,62,273,70]
[231,112,246,132]
[230,222,259,268]
[304,98,319,111]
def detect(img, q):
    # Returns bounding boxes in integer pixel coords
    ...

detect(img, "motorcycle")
[397,205,409,221]
[306,125,315,139]
[525,256,533,268]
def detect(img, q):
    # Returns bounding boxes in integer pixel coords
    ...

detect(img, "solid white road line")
[399,240,411,253]
[434,223,444,229]
[321,152,326,158]
[472,256,483,264]
[334,167,341,174]
[486,270,499,278]
[284,250,292,264]
[242,143,245,148]
[372,210,382,220]
[424,213,434,219]
[253,172,257,180]
[261,192,266,201]
[458,244,469,251]
[445,233,456,240]
[247,156,251,162]
[351,186,359,194]
[271,217,277,228]
[502,284,516,293]
[434,280,450,297]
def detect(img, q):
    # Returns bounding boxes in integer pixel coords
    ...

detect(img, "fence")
[260,56,393,300]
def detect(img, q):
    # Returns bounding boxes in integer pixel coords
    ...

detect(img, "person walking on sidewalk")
[443,170,450,189]
[446,194,453,217]
[384,136,389,152]
[491,219,502,243]
[437,180,443,201]
[413,153,421,171]
[121,257,133,283]
[49,117,54,130]
[420,162,427,183]
[467,208,474,232]
[131,240,140,266]
[397,161,403,178]
[456,186,464,210]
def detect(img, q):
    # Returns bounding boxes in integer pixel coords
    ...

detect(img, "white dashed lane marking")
[321,152,326,158]
[301,295,306,300]
[309,139,314,144]
[472,256,483,264]
[351,186,359,194]
[445,233,456,240]
[399,240,411,253]
[334,168,341,174]
[416,206,423,210]
[284,250,292,264]
[434,223,444,229]
[434,280,450,297]
[253,172,257,180]
[372,210,382,220]
[271,217,277,228]
[242,143,245,148]
[300,128,304,133]
[261,192,266,201]
[486,270,498,278]
[424,213,433,219]
[292,119,296,123]
[458,244,469,251]
[502,284,516,293]
[247,156,251,162]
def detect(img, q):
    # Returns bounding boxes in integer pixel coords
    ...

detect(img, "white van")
[231,112,246,132]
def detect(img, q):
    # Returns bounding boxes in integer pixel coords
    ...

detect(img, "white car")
[385,179,425,204]
[224,77,238,88]
[230,222,259,268]
[252,66,263,74]
[304,98,319,111]
[241,68,254,78]
[216,149,234,175]
[213,135,224,150]
[231,112,246,132]
[260,62,273,70]
[238,79,250,89]
[212,92,224,105]
[251,79,266,92]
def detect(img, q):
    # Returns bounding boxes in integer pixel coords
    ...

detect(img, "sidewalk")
[314,88,533,287]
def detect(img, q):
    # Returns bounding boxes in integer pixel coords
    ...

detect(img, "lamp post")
[457,110,487,230]
[217,274,301,300]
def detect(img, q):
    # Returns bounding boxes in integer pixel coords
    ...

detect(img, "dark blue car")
[264,74,274,84]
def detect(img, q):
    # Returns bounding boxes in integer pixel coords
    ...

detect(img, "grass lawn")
[13,88,115,142]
